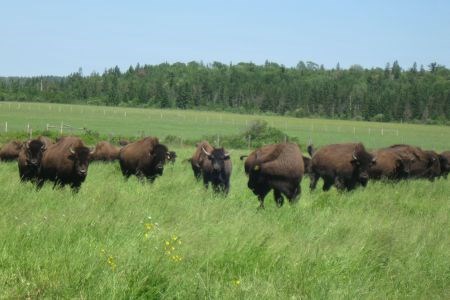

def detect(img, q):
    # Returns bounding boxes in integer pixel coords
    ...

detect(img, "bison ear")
[224,151,231,160]
[351,151,360,166]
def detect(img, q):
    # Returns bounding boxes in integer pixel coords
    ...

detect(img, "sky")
[1,0,449,76]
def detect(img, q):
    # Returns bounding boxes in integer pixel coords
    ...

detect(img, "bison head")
[149,144,169,174]
[202,147,230,172]
[439,154,449,178]
[69,146,95,177]
[351,143,376,185]
[25,140,46,167]
[395,153,415,178]
[167,151,177,164]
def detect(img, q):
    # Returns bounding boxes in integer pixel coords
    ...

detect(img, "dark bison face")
[396,153,415,178]
[25,140,46,167]
[202,147,230,172]
[425,152,441,178]
[439,155,449,177]
[150,144,169,174]
[167,151,177,164]
[351,145,376,185]
[69,146,94,177]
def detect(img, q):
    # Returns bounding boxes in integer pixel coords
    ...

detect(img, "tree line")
[1,61,449,124]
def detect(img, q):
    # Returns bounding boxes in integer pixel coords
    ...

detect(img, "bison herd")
[0,135,449,208]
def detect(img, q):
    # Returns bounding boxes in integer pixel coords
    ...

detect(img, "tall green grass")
[0,148,449,298]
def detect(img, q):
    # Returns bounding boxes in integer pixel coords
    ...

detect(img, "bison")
[302,155,312,175]
[18,139,47,182]
[368,148,415,180]
[439,151,450,179]
[0,140,23,161]
[308,143,375,191]
[37,136,94,192]
[190,141,232,194]
[244,143,304,209]
[388,144,440,180]
[119,137,170,181]
[90,141,121,162]
[37,135,54,148]
[167,151,177,164]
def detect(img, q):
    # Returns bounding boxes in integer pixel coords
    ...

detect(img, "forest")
[0,61,449,124]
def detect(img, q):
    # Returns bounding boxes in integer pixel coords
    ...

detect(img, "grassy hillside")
[0,101,449,150]
[0,102,449,298]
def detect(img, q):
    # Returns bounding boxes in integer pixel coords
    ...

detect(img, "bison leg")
[273,189,284,207]
[192,166,202,181]
[309,173,319,191]
[202,175,210,189]
[323,177,334,191]
[287,184,301,204]
[256,187,271,209]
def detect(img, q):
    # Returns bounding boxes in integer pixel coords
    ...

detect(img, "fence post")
[27,123,30,134]
[60,121,63,135]
[5,121,7,132]
[248,135,251,149]
[46,123,49,131]
[381,127,384,136]
[353,127,356,135]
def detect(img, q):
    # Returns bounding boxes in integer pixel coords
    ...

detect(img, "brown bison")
[190,141,232,194]
[368,148,415,180]
[37,136,94,192]
[388,145,440,180]
[0,140,23,161]
[302,155,312,174]
[119,137,170,181]
[244,143,304,208]
[423,150,442,180]
[18,139,48,182]
[37,136,54,148]
[439,151,450,179]
[308,143,375,191]
[90,141,121,161]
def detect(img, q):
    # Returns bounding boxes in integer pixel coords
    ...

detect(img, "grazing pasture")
[1,101,450,150]
[0,101,449,298]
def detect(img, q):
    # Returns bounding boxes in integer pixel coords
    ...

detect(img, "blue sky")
[1,0,449,76]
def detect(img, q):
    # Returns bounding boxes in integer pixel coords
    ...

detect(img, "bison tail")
[307,144,315,157]
[239,155,248,161]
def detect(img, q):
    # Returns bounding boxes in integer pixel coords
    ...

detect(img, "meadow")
[0,101,449,298]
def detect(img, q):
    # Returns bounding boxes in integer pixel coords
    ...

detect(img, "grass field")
[1,101,449,150]
[0,101,449,298]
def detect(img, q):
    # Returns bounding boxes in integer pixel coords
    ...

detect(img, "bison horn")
[41,145,47,151]
[26,140,31,149]
[69,147,75,154]
[89,147,96,155]
[352,151,358,161]
[372,157,377,163]
[224,151,231,158]
[202,147,211,156]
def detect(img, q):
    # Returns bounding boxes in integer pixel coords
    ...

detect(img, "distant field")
[0,101,449,150]
[0,101,449,298]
